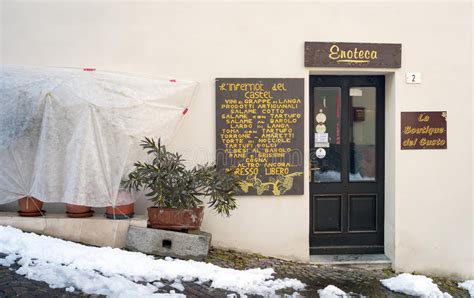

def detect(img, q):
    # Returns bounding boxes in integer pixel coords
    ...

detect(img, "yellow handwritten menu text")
[216,78,304,196]
[400,112,447,150]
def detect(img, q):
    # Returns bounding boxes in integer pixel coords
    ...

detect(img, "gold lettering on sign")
[418,113,430,122]
[217,79,304,195]
[329,44,378,64]
[400,112,447,150]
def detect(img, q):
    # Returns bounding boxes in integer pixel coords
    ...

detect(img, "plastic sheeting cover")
[0,65,197,207]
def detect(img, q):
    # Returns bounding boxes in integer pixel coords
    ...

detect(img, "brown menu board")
[216,78,304,196]
[401,111,447,150]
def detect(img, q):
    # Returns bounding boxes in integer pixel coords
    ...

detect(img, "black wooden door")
[309,75,384,255]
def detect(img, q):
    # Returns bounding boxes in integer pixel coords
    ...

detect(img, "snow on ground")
[459,280,474,297]
[0,226,304,297]
[317,285,348,298]
[381,273,452,297]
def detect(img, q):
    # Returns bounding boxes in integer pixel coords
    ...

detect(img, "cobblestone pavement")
[0,266,81,298]
[204,249,470,297]
[0,248,470,297]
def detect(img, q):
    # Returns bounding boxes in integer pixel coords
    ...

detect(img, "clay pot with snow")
[65,203,93,218]
[18,197,44,217]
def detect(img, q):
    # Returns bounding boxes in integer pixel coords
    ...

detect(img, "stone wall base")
[0,212,147,248]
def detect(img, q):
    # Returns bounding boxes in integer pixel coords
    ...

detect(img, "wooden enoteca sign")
[216,78,304,196]
[401,112,447,150]
[305,42,401,68]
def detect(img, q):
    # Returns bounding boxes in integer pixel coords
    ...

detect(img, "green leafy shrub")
[123,138,240,216]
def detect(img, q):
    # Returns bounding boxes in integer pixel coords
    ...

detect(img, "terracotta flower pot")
[18,197,44,217]
[147,207,204,230]
[105,203,134,219]
[65,203,93,218]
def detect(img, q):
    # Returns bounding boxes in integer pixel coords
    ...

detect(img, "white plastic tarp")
[0,65,197,207]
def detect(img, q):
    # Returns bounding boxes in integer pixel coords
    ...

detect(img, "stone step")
[310,254,392,268]
[126,226,211,260]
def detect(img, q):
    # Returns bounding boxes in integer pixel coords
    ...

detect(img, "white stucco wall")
[1,0,472,278]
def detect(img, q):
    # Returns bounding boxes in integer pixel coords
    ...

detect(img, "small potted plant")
[65,203,93,218]
[105,189,135,219]
[18,196,44,217]
[123,137,241,230]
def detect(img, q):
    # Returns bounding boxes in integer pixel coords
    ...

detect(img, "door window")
[313,87,341,182]
[349,87,376,182]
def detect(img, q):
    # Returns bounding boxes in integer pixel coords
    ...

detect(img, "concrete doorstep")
[310,254,392,268]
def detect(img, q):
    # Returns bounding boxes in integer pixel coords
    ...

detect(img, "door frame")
[308,74,385,255]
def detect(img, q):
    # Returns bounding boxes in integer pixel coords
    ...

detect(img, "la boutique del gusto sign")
[305,42,402,68]
[401,112,447,150]
[216,78,304,196]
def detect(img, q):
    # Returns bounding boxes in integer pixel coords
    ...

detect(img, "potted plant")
[105,202,134,219]
[105,189,135,219]
[123,137,241,230]
[65,203,94,218]
[18,196,44,217]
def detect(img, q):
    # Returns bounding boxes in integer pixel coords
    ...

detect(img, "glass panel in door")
[349,87,376,182]
[313,87,341,182]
